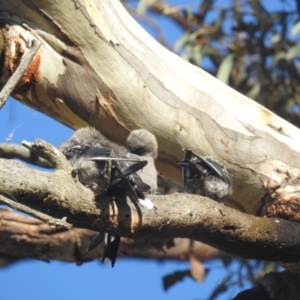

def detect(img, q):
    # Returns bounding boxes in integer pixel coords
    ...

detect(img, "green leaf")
[247,83,261,99]
[291,21,300,36]
[273,51,286,66]
[192,44,202,65]
[181,44,193,61]
[216,54,235,84]
[286,45,300,60]
[271,34,281,44]
[174,32,190,53]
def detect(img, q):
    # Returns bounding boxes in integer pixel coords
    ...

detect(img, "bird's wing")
[63,144,112,160]
[63,144,87,159]
[191,151,232,185]
[133,176,151,193]
[121,161,148,176]
[183,149,193,160]
[114,176,140,202]
[88,157,145,162]
[205,157,232,185]
[177,158,198,189]
[120,161,151,192]
[85,146,112,157]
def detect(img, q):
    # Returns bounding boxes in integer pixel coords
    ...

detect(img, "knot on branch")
[0,23,41,109]
[266,169,300,222]
[22,139,72,172]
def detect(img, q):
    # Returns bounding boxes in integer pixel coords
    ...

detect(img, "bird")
[59,127,155,267]
[127,129,158,159]
[177,149,232,203]
[127,129,158,194]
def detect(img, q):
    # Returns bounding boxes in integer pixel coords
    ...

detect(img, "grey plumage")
[127,129,158,159]
[59,127,139,196]
[127,129,158,194]
[177,149,232,203]
[59,128,150,195]
[59,127,152,267]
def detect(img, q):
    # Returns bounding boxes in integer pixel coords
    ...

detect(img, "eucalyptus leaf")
[216,54,235,84]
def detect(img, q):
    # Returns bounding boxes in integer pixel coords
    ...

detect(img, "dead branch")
[0,143,52,168]
[0,39,41,109]
[0,209,223,265]
[0,195,72,229]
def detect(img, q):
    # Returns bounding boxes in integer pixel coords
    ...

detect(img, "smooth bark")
[1,0,300,214]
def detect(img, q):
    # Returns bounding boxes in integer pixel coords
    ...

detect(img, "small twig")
[0,39,42,109]
[0,195,73,229]
[22,139,72,171]
[0,143,52,168]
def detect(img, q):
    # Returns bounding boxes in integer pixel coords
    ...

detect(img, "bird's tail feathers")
[102,233,120,268]
[86,232,105,252]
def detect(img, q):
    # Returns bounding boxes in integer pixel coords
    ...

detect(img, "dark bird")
[127,129,158,194]
[177,149,232,203]
[59,127,154,267]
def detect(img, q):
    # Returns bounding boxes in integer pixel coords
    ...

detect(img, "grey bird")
[127,129,158,194]
[177,149,232,203]
[59,127,153,267]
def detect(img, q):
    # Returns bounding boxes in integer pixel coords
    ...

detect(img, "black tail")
[86,232,105,252]
[102,233,120,268]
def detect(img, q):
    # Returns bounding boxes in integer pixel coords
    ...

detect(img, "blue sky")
[0,0,289,299]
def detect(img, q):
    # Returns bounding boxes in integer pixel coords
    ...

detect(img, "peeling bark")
[1,1,300,215]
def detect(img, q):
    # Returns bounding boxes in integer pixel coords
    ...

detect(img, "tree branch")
[0,38,41,109]
[0,143,52,168]
[0,195,72,229]
[1,155,300,263]
[0,209,223,265]
[2,0,300,216]
[1,1,300,296]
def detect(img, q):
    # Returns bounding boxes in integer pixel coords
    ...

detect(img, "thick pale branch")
[1,158,300,263]
[2,0,300,215]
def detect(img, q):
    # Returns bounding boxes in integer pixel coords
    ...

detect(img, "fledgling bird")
[127,129,158,159]
[177,149,232,203]
[59,127,154,267]
[127,129,158,194]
